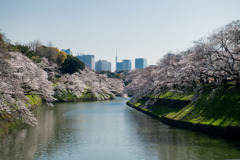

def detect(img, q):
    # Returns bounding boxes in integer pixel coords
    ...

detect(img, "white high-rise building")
[95,60,111,72]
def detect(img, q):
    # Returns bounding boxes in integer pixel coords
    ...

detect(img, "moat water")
[0,98,240,160]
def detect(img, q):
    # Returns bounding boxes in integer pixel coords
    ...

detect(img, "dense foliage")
[16,44,41,63]
[34,45,67,65]
[60,55,85,74]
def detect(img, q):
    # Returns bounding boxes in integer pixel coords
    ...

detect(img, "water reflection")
[0,99,240,160]
[124,106,240,160]
[0,104,56,160]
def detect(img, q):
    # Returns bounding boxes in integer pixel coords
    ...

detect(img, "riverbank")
[0,92,118,138]
[0,94,42,137]
[127,85,240,140]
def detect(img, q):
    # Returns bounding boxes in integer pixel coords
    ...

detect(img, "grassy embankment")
[128,85,240,127]
[0,95,42,137]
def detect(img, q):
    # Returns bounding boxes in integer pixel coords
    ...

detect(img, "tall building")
[116,59,131,72]
[62,48,72,55]
[76,54,95,70]
[122,60,131,71]
[135,58,147,69]
[116,62,122,72]
[95,60,111,72]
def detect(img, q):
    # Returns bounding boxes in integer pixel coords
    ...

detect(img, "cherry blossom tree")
[54,67,126,101]
[0,52,55,126]
[125,20,240,105]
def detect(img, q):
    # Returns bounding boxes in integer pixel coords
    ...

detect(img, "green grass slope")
[129,85,240,127]
[166,86,240,127]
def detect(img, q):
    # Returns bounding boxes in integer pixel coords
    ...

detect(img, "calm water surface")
[0,98,240,160]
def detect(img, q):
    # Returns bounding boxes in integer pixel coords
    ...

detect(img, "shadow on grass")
[175,86,240,127]
[148,105,184,116]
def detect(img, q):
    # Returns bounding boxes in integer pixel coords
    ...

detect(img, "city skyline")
[72,49,146,72]
[1,0,240,71]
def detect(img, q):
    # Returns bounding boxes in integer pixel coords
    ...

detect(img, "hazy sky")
[1,0,240,71]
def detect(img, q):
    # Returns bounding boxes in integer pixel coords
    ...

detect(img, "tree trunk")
[236,79,239,88]
[200,78,205,86]
[214,77,218,84]
[223,79,227,88]
[206,76,209,84]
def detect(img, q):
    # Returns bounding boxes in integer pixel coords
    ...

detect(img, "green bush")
[60,55,85,74]
[26,95,42,107]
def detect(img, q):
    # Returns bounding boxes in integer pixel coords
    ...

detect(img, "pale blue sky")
[0,0,240,71]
